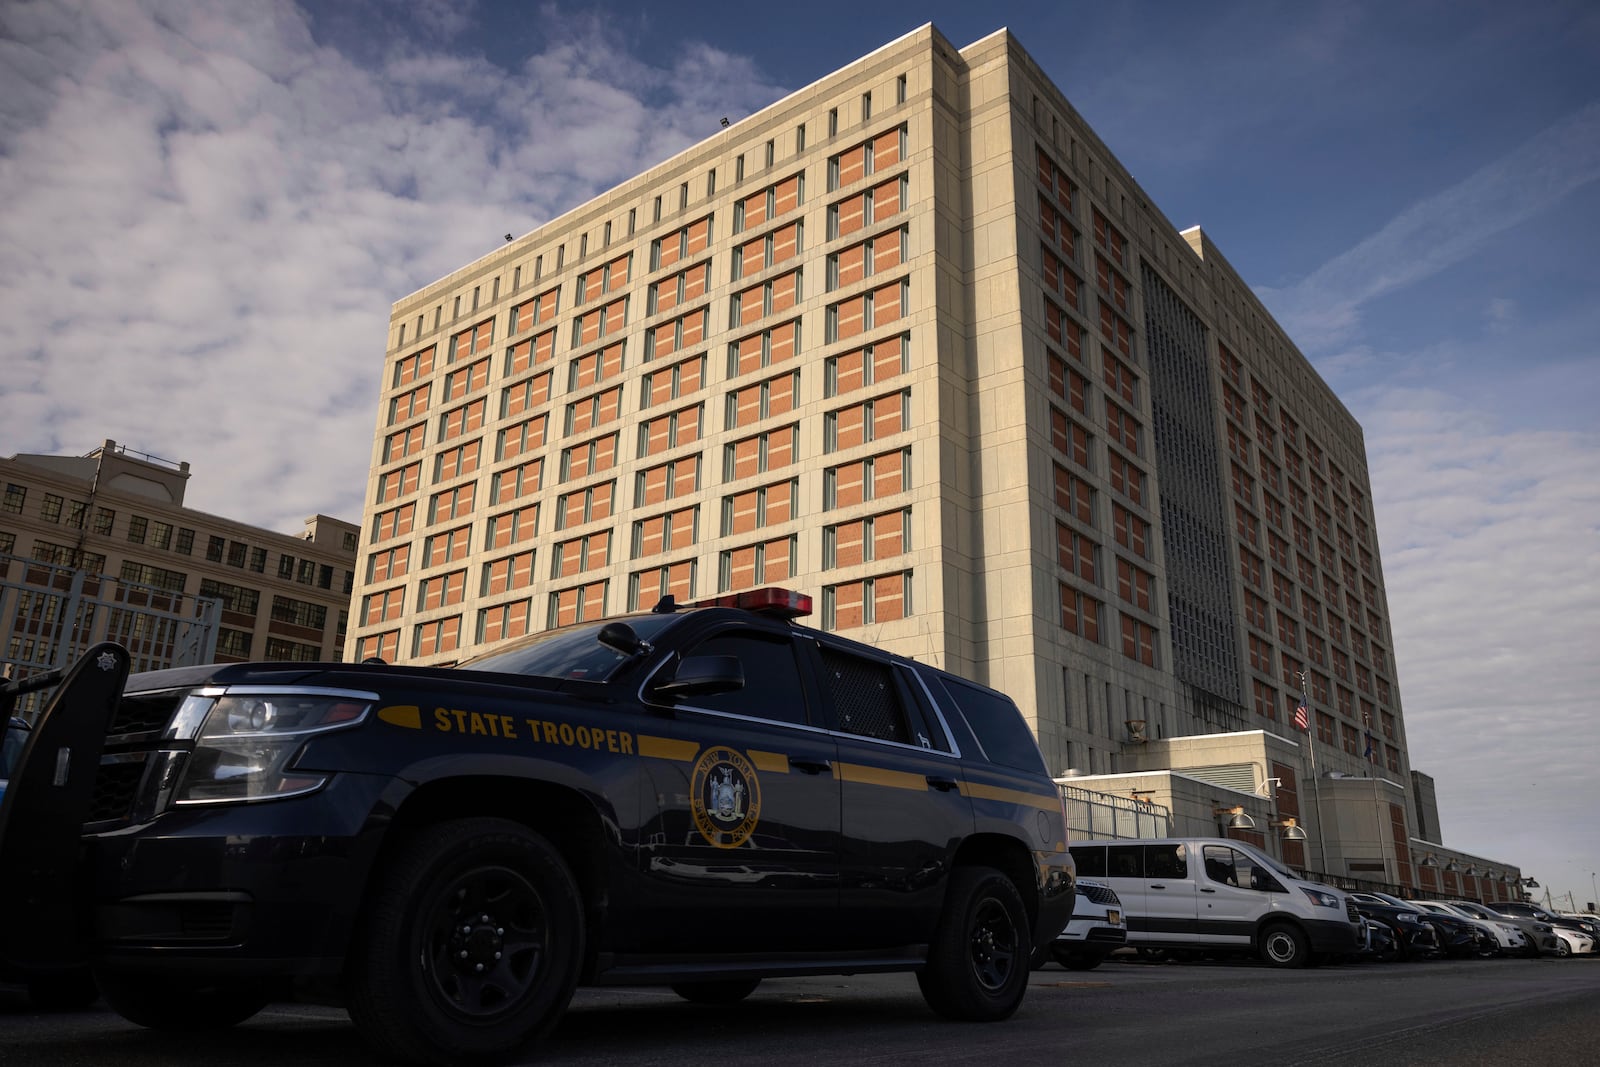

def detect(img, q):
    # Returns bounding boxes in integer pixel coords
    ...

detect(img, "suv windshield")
[456,613,683,681]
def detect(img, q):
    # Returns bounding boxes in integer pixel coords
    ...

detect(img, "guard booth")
[0,554,220,718]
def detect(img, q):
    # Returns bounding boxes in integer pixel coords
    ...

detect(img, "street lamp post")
[1590,871,1597,913]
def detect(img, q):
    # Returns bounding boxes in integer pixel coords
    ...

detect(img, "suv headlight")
[171,689,373,804]
[1300,888,1341,909]
[1397,912,1421,923]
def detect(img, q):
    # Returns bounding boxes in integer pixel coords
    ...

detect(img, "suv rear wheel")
[348,818,584,1065]
[917,866,1030,1021]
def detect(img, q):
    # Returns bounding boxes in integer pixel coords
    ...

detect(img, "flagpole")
[1364,715,1391,887]
[1298,672,1329,876]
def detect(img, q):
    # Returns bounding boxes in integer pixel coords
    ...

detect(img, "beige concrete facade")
[350,26,1457,889]
[1,440,358,666]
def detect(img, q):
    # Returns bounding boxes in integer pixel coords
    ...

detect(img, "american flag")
[1293,699,1310,732]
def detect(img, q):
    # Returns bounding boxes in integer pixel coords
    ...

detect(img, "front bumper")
[80,771,394,977]
[1303,917,1360,955]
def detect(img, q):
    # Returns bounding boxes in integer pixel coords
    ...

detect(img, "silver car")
[1413,900,1523,955]
[1448,900,1559,956]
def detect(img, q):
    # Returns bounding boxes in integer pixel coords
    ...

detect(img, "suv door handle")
[1149,884,1166,890]
[926,775,960,792]
[790,758,833,775]
[1200,888,1217,894]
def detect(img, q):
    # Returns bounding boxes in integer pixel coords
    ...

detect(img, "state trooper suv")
[0,588,1075,1064]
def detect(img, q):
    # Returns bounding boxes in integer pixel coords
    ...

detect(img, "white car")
[1050,878,1127,970]
[1552,926,1596,958]
[1413,900,1525,955]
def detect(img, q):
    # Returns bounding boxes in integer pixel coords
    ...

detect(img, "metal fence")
[0,554,220,718]
[1060,784,1172,840]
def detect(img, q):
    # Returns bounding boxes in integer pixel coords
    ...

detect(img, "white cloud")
[1260,101,1600,352]
[0,0,785,534]
[1358,387,1600,895]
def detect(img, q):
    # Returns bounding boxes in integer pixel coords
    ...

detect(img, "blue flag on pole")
[1363,731,1377,762]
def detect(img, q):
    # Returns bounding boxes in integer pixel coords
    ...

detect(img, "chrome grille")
[1078,882,1121,907]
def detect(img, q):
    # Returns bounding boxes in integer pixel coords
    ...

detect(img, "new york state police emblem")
[690,746,761,849]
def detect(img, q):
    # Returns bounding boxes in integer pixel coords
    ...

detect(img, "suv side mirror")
[654,655,745,699]
[598,622,646,656]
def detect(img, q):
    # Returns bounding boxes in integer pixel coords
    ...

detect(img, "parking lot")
[4,954,1598,1067]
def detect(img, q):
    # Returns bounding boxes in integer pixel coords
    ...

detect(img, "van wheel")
[1260,923,1310,968]
[917,866,1030,1021]
[348,818,584,1065]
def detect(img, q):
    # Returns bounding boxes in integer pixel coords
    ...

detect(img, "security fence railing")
[1060,784,1172,840]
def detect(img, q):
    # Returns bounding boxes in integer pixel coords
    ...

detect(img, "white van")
[1068,838,1361,967]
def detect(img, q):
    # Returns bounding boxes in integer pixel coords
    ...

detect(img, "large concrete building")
[1,440,358,676]
[348,26,1520,896]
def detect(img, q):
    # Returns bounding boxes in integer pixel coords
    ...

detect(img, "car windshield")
[455,613,684,682]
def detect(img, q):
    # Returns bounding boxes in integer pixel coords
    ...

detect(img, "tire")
[1259,923,1310,968]
[917,866,1031,1022]
[347,818,584,1066]
[671,978,761,1004]
[96,971,270,1030]
[26,969,99,1011]
[1556,939,1572,958]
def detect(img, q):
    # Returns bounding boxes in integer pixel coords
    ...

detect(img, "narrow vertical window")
[896,74,906,104]
[828,107,838,137]
[861,91,871,121]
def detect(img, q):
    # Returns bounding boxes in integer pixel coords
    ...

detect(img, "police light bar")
[687,587,813,620]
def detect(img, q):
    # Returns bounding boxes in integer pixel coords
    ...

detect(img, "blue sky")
[1,0,1596,906]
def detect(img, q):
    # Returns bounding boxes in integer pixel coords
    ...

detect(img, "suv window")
[819,645,911,744]
[677,630,810,725]
[927,674,1046,773]
[1145,843,1187,879]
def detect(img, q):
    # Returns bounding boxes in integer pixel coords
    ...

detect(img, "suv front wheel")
[347,818,585,1065]
[917,866,1030,1021]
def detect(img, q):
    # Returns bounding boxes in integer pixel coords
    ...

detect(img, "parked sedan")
[1551,927,1597,958]
[1414,901,1525,956]
[1408,903,1496,958]
[1448,901,1559,957]
[1495,901,1600,944]
[1348,892,1440,960]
